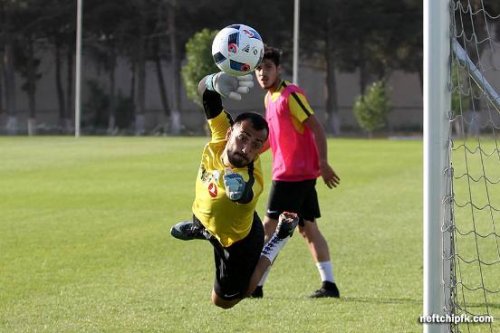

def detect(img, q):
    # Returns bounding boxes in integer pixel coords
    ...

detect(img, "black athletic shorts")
[266,179,321,225]
[213,213,264,301]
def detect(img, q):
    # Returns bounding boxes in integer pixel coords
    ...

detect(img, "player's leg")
[170,215,211,241]
[246,256,272,297]
[245,212,299,297]
[262,215,278,242]
[299,222,339,298]
[298,219,331,262]
[211,214,264,309]
[251,216,278,297]
[262,180,285,241]
[298,181,340,298]
[211,290,240,309]
[251,181,302,298]
[170,215,233,263]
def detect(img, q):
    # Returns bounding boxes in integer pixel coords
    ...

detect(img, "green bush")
[181,29,219,105]
[353,80,392,136]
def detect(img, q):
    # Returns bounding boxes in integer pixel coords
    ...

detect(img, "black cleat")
[261,212,299,263]
[309,281,340,298]
[275,211,299,239]
[170,220,209,241]
[250,286,263,298]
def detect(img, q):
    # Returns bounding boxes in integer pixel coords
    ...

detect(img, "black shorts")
[213,213,264,301]
[266,179,321,224]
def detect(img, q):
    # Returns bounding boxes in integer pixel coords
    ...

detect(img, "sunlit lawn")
[0,136,432,332]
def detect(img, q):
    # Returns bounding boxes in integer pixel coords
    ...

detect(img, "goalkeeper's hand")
[205,72,254,101]
[223,171,245,201]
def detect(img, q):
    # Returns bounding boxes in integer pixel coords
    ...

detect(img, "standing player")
[170,71,299,309]
[253,46,341,298]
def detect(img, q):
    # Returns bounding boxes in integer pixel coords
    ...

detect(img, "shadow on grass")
[302,296,500,311]
[336,296,421,306]
[255,295,422,306]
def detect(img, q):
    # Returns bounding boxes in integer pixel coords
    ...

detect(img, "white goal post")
[425,1,500,333]
[423,1,452,333]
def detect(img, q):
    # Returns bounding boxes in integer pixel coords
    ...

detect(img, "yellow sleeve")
[288,91,314,123]
[207,111,232,143]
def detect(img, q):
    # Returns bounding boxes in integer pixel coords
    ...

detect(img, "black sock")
[322,281,336,290]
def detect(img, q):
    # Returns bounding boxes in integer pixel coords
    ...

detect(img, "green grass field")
[0,135,484,332]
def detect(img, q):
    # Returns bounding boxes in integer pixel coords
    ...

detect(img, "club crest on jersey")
[208,183,218,197]
[200,166,209,182]
[212,170,220,182]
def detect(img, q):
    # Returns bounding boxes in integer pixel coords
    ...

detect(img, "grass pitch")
[1,136,426,332]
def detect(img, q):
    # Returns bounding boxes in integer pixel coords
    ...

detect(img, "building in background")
[0,48,426,136]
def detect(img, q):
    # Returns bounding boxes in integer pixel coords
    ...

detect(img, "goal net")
[448,1,500,332]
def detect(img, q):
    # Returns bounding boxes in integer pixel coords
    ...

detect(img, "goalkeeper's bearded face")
[225,120,267,168]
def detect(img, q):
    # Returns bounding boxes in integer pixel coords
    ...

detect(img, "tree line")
[0,0,497,135]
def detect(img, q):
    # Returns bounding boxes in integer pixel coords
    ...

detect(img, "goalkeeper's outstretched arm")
[198,72,254,100]
[197,72,255,135]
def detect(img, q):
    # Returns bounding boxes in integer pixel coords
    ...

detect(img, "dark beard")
[227,152,248,168]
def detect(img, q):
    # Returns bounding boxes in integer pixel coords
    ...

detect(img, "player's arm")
[236,166,257,204]
[234,177,255,204]
[303,115,340,189]
[198,72,254,101]
[198,75,234,141]
[198,75,225,120]
[303,115,328,167]
[198,73,256,141]
[288,89,340,189]
[223,165,257,204]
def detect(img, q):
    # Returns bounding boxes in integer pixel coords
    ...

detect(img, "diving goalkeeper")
[170,71,299,309]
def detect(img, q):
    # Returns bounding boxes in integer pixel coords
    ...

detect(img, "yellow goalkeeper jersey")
[192,110,264,247]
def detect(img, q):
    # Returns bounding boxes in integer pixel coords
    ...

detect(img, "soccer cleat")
[170,220,209,241]
[275,211,300,239]
[250,286,263,298]
[261,212,299,263]
[309,281,340,298]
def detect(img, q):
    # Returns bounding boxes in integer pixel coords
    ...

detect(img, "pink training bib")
[265,84,320,181]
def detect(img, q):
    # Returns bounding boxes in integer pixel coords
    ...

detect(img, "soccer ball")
[212,24,264,76]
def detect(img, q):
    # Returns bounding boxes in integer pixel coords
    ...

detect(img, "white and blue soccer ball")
[212,24,264,77]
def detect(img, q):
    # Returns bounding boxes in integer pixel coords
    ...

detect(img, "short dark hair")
[234,112,269,139]
[263,45,281,67]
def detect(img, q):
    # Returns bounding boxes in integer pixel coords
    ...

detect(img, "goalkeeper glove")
[205,72,254,100]
[223,170,245,201]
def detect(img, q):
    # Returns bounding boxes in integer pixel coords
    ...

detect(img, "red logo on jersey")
[208,183,217,197]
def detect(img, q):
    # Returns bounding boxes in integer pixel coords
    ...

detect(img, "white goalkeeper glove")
[223,169,245,201]
[205,72,254,101]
